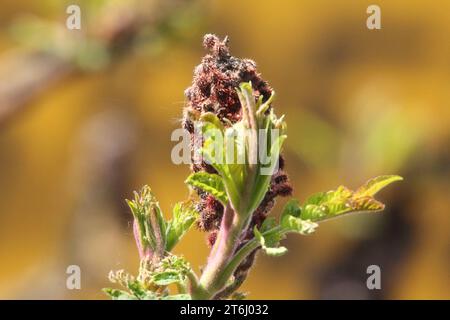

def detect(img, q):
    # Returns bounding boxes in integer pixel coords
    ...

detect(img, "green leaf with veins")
[254,225,287,257]
[199,82,287,218]
[151,254,192,286]
[280,199,302,222]
[165,200,198,252]
[247,132,286,216]
[200,115,245,210]
[105,254,194,299]
[281,215,318,235]
[236,83,287,217]
[185,172,228,206]
[300,175,403,222]
[152,271,184,286]
[355,175,404,197]
[280,199,318,234]
[126,280,148,299]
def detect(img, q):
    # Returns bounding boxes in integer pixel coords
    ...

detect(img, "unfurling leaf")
[355,175,404,197]
[200,112,225,132]
[185,172,228,206]
[200,116,245,211]
[254,226,287,257]
[280,199,302,221]
[236,82,287,217]
[151,254,192,286]
[165,201,198,252]
[152,271,183,286]
[105,254,195,300]
[260,217,277,232]
[279,199,317,235]
[300,175,403,222]
[127,280,149,299]
[127,185,166,259]
[281,215,318,235]
[197,82,286,219]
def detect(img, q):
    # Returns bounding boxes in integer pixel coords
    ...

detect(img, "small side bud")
[127,186,167,262]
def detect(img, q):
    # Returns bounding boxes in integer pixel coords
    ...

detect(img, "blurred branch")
[0,50,70,127]
[0,0,203,129]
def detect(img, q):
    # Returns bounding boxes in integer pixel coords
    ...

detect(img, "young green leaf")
[300,175,403,222]
[200,112,225,132]
[152,271,183,286]
[200,120,245,211]
[247,133,287,216]
[235,82,287,217]
[126,280,148,299]
[127,185,167,259]
[281,214,318,235]
[280,199,302,222]
[165,201,198,252]
[355,175,404,197]
[150,254,193,286]
[260,216,277,232]
[196,82,288,220]
[185,172,228,206]
[253,226,287,257]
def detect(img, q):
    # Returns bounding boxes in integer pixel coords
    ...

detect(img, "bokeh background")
[0,0,449,299]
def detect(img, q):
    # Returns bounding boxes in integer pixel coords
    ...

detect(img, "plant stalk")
[192,222,286,299]
[193,204,244,299]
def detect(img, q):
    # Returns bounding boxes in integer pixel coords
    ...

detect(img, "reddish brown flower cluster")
[184,34,273,127]
[183,35,292,296]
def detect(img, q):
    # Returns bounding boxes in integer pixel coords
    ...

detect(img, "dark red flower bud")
[183,35,292,256]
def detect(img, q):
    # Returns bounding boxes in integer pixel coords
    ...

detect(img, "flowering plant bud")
[105,35,402,300]
[126,186,167,262]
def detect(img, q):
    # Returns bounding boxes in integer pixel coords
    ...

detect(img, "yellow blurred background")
[0,0,449,299]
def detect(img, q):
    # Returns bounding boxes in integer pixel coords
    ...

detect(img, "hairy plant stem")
[193,204,244,299]
[186,267,203,296]
[219,226,285,286]
[192,220,286,299]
